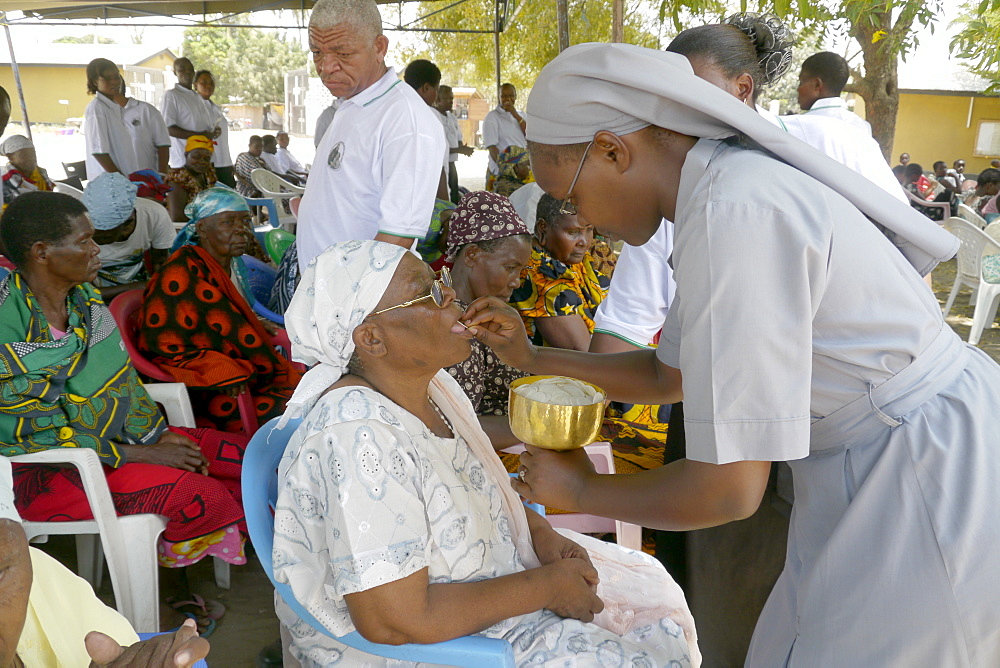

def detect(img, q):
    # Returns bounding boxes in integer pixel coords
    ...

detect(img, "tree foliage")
[394,0,722,99]
[181,20,307,104]
[952,0,1000,93]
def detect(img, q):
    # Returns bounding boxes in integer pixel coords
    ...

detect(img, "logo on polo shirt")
[328,141,345,170]
[131,119,140,126]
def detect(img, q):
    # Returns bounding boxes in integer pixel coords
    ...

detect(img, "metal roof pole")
[493,0,501,101]
[1,13,32,141]
[611,0,623,42]
[556,0,568,51]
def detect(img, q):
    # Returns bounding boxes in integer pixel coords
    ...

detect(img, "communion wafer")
[513,376,604,406]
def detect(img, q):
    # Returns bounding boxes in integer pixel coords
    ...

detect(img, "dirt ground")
[34,256,992,667]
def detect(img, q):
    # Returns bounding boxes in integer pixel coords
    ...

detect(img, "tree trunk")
[850,9,899,160]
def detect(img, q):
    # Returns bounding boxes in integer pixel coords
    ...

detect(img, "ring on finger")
[518,466,527,482]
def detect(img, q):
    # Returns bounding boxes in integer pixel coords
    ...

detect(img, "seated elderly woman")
[494,145,534,198]
[512,194,669,458]
[165,135,217,223]
[2,135,54,210]
[271,240,698,666]
[139,188,301,432]
[0,192,247,630]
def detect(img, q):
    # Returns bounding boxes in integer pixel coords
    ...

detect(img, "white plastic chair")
[904,187,951,221]
[53,182,84,199]
[250,168,303,229]
[942,217,1000,345]
[11,383,230,633]
[957,203,988,229]
[502,443,643,551]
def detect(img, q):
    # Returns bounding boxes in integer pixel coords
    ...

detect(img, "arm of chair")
[144,383,196,429]
[253,300,285,327]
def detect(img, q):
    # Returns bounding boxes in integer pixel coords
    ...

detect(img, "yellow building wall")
[136,52,174,70]
[892,92,1000,173]
[0,65,91,125]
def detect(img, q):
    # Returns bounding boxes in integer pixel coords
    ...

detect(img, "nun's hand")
[453,297,537,370]
[511,445,597,513]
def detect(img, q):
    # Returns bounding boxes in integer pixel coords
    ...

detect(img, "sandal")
[167,594,227,621]
[172,613,217,638]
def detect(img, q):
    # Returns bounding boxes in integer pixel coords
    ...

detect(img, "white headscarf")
[1,456,21,523]
[524,42,958,276]
[278,240,408,426]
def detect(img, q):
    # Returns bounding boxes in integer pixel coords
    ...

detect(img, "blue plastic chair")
[240,255,285,326]
[136,633,208,667]
[244,196,280,230]
[242,417,516,668]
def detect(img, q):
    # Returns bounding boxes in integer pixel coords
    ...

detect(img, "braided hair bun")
[724,12,795,86]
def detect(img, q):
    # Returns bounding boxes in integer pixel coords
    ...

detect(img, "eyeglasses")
[558,140,594,216]
[368,267,452,318]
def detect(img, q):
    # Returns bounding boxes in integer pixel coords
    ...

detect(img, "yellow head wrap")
[185,134,215,154]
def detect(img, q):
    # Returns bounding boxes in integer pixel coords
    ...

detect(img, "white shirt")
[121,98,170,174]
[203,100,233,168]
[83,93,139,181]
[297,67,446,271]
[314,103,339,148]
[802,96,872,136]
[592,220,674,348]
[276,146,304,173]
[482,106,526,174]
[94,197,175,286]
[655,139,939,464]
[261,151,283,174]
[160,85,213,168]
[436,109,462,164]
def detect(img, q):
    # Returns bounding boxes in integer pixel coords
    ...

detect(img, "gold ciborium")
[508,375,606,451]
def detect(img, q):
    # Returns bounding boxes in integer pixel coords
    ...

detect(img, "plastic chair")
[250,168,302,229]
[244,196,280,231]
[904,188,951,221]
[957,203,988,229]
[243,417,516,667]
[109,289,260,435]
[942,217,1000,345]
[60,159,87,190]
[502,443,643,551]
[264,228,296,265]
[241,255,286,327]
[11,383,200,633]
[136,633,208,668]
[53,181,84,199]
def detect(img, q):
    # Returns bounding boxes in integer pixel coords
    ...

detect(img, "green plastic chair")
[265,228,296,264]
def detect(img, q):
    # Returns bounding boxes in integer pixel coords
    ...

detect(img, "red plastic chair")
[109,289,260,435]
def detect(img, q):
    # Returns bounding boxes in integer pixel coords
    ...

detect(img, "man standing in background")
[434,84,474,203]
[481,82,526,191]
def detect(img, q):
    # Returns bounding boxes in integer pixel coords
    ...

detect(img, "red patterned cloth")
[12,426,247,567]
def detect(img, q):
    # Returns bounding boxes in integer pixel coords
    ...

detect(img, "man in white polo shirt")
[481,82,526,191]
[160,57,218,169]
[797,51,872,136]
[296,0,446,271]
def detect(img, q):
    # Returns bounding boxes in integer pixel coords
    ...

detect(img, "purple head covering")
[445,191,530,261]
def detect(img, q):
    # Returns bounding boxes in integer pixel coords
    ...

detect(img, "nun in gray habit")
[459,42,1000,667]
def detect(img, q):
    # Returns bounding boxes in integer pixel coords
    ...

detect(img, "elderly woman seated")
[139,188,301,432]
[165,135,217,223]
[2,135,54,210]
[271,240,699,666]
[0,192,247,632]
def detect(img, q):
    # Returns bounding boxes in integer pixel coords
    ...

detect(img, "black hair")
[194,69,214,83]
[500,82,516,92]
[800,51,850,95]
[0,85,9,106]
[977,168,1000,186]
[667,13,794,102]
[0,192,87,267]
[535,193,565,233]
[86,58,118,95]
[891,165,905,179]
[249,135,263,144]
[262,134,277,147]
[904,163,924,181]
[438,84,452,93]
[933,160,947,170]
[403,59,441,90]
